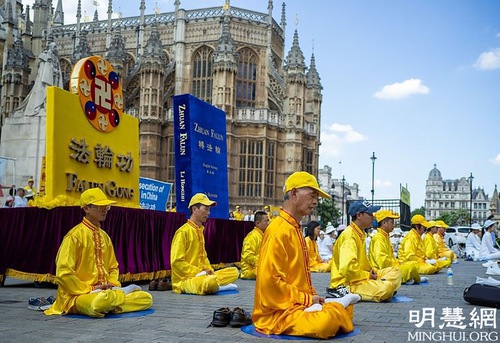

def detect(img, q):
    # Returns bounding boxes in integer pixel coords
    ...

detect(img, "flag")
[401,185,410,206]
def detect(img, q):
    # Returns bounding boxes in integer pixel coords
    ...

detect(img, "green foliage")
[317,198,340,226]
[437,209,470,226]
[411,207,425,217]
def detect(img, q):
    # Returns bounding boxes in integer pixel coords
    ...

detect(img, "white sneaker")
[112,284,142,295]
[485,266,500,276]
[404,279,415,285]
[420,277,429,283]
[482,260,495,268]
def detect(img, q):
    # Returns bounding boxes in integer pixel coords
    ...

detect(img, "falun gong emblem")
[70,57,123,132]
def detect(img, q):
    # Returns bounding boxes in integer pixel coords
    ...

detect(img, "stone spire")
[24,5,33,35]
[72,30,92,62]
[53,0,64,26]
[93,9,99,22]
[106,24,125,61]
[138,0,146,56]
[75,0,82,47]
[306,53,322,89]
[143,22,163,60]
[213,2,237,72]
[5,37,29,70]
[280,2,286,29]
[106,0,113,47]
[285,29,306,72]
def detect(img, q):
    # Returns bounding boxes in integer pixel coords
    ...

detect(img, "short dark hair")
[305,221,321,240]
[189,203,203,215]
[253,211,267,225]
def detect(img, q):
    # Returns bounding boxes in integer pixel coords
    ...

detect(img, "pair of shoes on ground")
[325,285,349,298]
[482,260,499,268]
[209,307,252,328]
[486,265,500,276]
[149,277,172,291]
[28,296,55,311]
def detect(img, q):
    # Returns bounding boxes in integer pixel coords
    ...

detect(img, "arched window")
[192,47,213,103]
[236,48,257,108]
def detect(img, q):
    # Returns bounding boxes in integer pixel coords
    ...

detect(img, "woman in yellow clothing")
[253,171,358,339]
[240,211,270,279]
[329,201,401,302]
[45,188,153,318]
[434,220,457,262]
[170,193,239,295]
[369,210,424,284]
[304,221,331,272]
[398,215,439,275]
[423,222,450,270]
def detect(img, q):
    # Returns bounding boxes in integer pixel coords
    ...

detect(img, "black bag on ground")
[463,283,500,308]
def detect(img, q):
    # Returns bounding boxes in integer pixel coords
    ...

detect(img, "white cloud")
[375,179,392,188]
[319,123,367,158]
[374,78,430,100]
[491,154,500,165]
[474,48,500,70]
[496,32,500,38]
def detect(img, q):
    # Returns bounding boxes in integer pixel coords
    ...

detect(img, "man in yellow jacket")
[45,188,153,317]
[369,210,425,285]
[253,171,358,339]
[434,220,457,262]
[240,210,270,279]
[423,221,450,270]
[170,193,239,295]
[329,201,401,302]
[398,215,439,274]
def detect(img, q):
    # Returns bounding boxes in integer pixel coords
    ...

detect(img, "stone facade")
[425,164,490,224]
[0,0,323,210]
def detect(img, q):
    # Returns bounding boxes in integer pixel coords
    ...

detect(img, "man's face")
[193,204,211,223]
[293,187,319,217]
[356,212,374,230]
[381,218,395,233]
[257,214,270,231]
[84,204,110,222]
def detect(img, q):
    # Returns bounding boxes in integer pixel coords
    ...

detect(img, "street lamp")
[468,172,474,226]
[341,175,346,224]
[370,152,377,203]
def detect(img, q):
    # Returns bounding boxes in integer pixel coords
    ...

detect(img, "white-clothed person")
[465,223,482,261]
[319,226,334,261]
[479,220,500,261]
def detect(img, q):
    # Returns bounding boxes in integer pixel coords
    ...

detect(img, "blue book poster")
[173,94,229,219]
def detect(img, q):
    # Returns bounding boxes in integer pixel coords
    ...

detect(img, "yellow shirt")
[433,233,448,254]
[424,232,440,259]
[369,229,398,269]
[398,229,425,263]
[233,211,245,221]
[45,218,120,315]
[330,222,372,288]
[305,236,323,267]
[253,209,317,333]
[240,227,264,279]
[170,220,213,293]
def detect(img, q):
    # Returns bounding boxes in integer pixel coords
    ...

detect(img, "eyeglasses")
[90,204,111,211]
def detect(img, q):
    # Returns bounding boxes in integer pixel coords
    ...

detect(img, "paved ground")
[0,260,498,343]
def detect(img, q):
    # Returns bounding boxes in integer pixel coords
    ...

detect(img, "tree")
[317,198,340,227]
[437,209,469,226]
[411,206,425,217]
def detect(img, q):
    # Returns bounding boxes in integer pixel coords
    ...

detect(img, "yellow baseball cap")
[434,220,449,228]
[411,214,431,228]
[427,220,437,227]
[188,193,217,208]
[375,210,400,223]
[80,188,117,207]
[28,178,34,183]
[283,171,331,199]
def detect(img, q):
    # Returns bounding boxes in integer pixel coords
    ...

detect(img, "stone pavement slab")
[0,260,498,343]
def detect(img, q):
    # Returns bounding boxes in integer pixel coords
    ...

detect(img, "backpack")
[463,283,500,308]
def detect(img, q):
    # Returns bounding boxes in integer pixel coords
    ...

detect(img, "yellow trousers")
[349,267,401,302]
[440,250,456,261]
[240,268,257,279]
[73,289,153,318]
[415,261,438,274]
[310,262,331,273]
[179,267,239,295]
[272,303,355,339]
[399,261,422,283]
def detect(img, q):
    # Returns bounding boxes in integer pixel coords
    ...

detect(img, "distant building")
[425,164,490,223]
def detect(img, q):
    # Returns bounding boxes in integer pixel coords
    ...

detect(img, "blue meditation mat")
[180,289,239,296]
[65,308,155,319]
[241,325,361,340]
[391,295,413,303]
[405,280,429,285]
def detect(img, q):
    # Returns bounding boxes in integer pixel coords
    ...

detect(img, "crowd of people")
[3,178,36,207]
[35,171,499,339]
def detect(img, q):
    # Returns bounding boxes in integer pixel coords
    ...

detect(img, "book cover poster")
[173,94,229,219]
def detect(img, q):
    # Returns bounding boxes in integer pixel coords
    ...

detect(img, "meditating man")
[240,211,270,279]
[170,193,239,295]
[253,171,358,339]
[45,188,153,317]
[329,201,401,302]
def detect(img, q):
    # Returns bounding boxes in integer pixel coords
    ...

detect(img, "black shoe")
[157,277,172,291]
[229,307,252,327]
[326,285,350,298]
[210,307,232,327]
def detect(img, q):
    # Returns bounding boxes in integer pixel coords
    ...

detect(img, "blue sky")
[24,0,500,209]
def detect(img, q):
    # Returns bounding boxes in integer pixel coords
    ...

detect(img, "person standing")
[240,211,270,279]
[329,201,401,302]
[253,171,358,339]
[45,188,152,317]
[170,193,239,295]
[12,188,28,207]
[232,206,245,221]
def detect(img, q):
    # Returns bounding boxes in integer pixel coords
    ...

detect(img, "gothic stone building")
[0,0,323,210]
